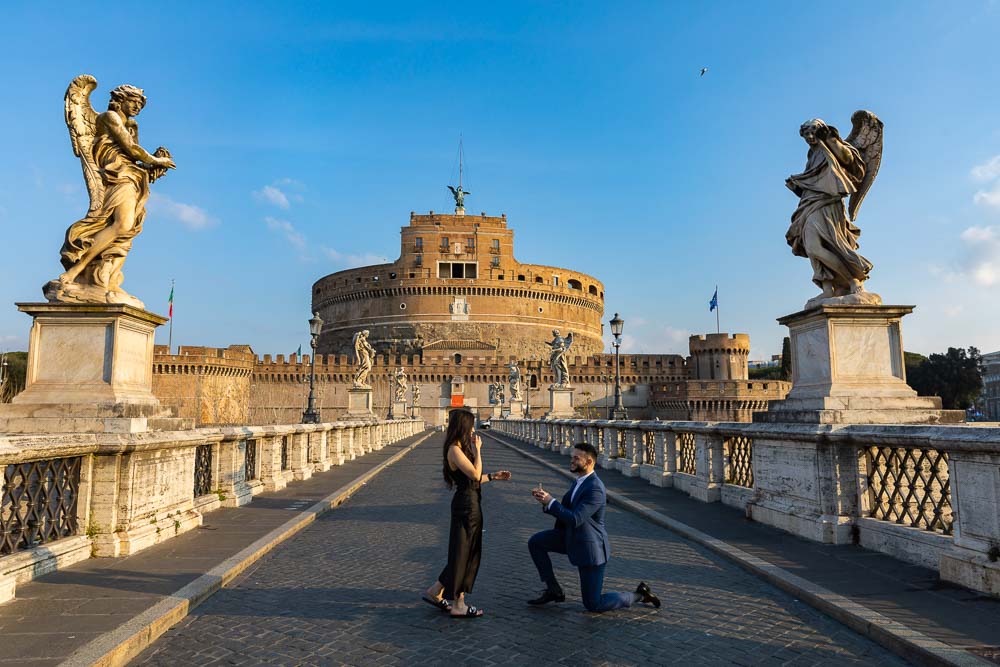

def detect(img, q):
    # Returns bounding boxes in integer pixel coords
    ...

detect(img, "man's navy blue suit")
[528,473,635,612]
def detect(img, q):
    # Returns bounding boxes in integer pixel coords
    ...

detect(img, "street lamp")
[601,373,610,419]
[610,313,627,420]
[301,312,324,424]
[524,359,534,418]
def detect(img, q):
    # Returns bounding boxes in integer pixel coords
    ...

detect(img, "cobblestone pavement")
[131,438,906,666]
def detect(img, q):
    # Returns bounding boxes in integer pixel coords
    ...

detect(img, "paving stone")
[130,439,905,666]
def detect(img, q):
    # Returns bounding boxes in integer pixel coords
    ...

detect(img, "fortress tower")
[311,211,605,359]
[689,333,750,381]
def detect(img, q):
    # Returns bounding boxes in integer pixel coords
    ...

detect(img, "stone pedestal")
[390,400,407,419]
[342,387,374,420]
[490,404,503,419]
[544,386,576,419]
[507,400,524,419]
[755,305,964,425]
[409,406,421,420]
[0,303,191,434]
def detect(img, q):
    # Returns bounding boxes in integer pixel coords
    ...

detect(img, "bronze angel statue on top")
[44,75,176,309]
[785,110,883,309]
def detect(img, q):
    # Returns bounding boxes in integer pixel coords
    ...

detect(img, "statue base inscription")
[342,387,374,420]
[389,400,407,420]
[755,304,965,425]
[506,400,524,419]
[0,302,191,434]
[545,386,576,420]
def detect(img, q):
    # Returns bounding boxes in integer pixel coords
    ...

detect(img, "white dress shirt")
[547,471,595,510]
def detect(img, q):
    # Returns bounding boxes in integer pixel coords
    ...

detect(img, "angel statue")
[507,361,522,401]
[545,330,574,388]
[411,383,420,406]
[352,330,375,388]
[447,184,470,210]
[393,367,408,403]
[45,75,176,309]
[785,111,884,309]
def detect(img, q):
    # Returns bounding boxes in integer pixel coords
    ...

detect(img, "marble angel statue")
[393,367,408,403]
[507,361,522,401]
[545,330,574,388]
[352,330,375,388]
[45,75,176,309]
[785,110,883,309]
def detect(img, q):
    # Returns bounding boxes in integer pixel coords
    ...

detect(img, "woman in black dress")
[422,409,510,618]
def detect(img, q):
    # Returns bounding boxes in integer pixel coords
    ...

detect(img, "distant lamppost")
[601,373,610,419]
[524,359,534,418]
[301,312,324,424]
[610,313,627,420]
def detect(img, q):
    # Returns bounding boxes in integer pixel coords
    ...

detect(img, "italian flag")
[168,285,174,319]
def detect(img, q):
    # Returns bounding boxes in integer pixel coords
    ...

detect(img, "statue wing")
[565,332,575,350]
[447,185,458,196]
[64,74,103,214]
[845,110,884,221]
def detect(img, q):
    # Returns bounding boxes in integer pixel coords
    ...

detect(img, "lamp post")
[301,312,324,424]
[610,313,627,420]
[601,373,610,419]
[524,359,533,418]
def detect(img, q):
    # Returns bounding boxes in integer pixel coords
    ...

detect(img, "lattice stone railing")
[1,457,81,556]
[492,416,1000,598]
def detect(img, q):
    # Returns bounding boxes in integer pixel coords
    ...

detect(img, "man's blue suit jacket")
[543,474,611,567]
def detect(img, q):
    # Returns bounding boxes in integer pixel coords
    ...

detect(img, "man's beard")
[569,462,580,473]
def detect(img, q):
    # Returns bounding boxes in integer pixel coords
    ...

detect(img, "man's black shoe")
[527,588,565,605]
[635,581,660,608]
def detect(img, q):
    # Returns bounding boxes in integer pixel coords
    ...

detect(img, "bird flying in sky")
[700,67,709,76]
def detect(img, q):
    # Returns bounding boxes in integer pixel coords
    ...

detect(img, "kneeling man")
[528,442,660,612]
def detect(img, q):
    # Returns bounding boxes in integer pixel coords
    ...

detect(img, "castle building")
[310,211,604,359]
[148,207,789,426]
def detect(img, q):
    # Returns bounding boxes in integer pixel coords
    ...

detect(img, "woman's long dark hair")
[442,409,477,488]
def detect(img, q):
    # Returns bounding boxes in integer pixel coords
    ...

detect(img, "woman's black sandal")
[451,605,483,618]
[421,596,451,612]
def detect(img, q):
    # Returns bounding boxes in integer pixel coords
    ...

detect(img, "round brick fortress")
[311,211,605,359]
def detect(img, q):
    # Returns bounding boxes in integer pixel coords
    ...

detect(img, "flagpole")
[715,285,720,334]
[168,279,174,353]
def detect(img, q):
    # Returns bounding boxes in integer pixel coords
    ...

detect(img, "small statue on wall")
[507,361,522,401]
[411,383,420,406]
[352,330,375,388]
[545,330,574,388]
[393,367,408,403]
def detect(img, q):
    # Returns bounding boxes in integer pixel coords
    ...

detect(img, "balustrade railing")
[724,435,753,488]
[244,439,258,482]
[861,445,953,535]
[280,436,290,471]
[677,432,697,475]
[491,416,1000,597]
[0,457,81,556]
[193,444,213,497]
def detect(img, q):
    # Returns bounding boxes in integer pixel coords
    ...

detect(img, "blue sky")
[2,2,999,360]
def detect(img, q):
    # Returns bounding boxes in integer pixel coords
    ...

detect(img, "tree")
[780,336,791,381]
[0,351,27,402]
[906,347,982,410]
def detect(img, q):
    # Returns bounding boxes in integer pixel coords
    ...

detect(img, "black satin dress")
[438,465,483,600]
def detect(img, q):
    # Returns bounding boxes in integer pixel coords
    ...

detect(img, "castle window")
[491,256,500,268]
[497,274,504,280]
[356,277,362,283]
[535,276,543,283]
[409,272,416,278]
[414,237,423,250]
[553,276,560,287]
[491,239,500,253]
[568,279,582,290]
[415,254,422,266]
[400,303,407,310]
[454,353,462,364]
[518,274,526,281]
[466,237,476,250]
[440,236,450,249]
[389,272,397,279]
[588,285,598,295]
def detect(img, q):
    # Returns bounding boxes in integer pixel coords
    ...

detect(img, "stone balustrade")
[495,417,1000,598]
[0,418,424,603]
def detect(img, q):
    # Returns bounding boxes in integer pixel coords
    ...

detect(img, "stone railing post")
[619,427,641,477]
[259,435,288,492]
[599,426,616,469]
[217,434,254,507]
[289,431,312,481]
[941,447,1000,596]
[311,428,331,472]
[688,432,723,502]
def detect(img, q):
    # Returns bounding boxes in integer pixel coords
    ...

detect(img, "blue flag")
[296,344,302,357]
[709,288,718,312]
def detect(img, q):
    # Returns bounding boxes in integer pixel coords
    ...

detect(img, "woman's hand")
[491,470,512,481]
[474,434,483,450]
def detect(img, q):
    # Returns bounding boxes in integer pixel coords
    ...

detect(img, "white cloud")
[947,225,1000,287]
[265,217,307,252]
[147,193,217,229]
[971,155,1000,182]
[254,185,290,209]
[321,246,389,268]
[974,181,1000,210]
